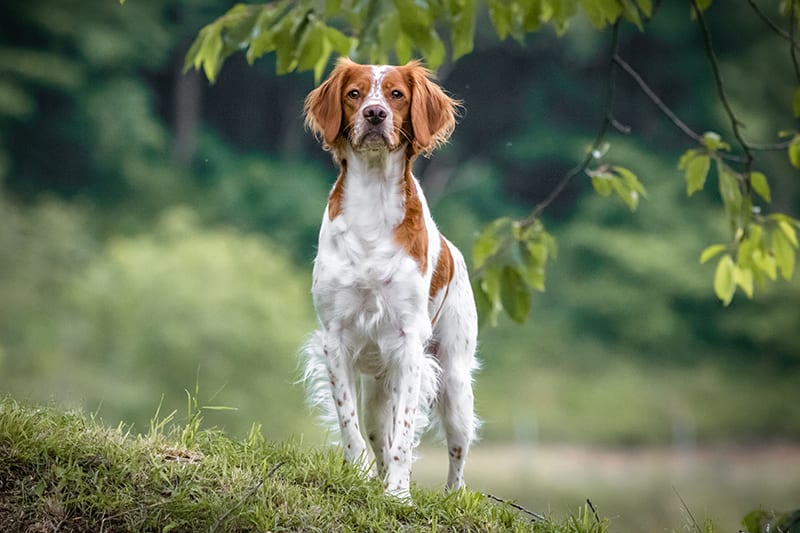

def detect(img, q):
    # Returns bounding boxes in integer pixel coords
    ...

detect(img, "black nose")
[363,105,387,125]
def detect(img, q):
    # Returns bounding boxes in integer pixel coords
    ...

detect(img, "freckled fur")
[302,59,479,500]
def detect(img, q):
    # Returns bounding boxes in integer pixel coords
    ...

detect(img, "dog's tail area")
[300,329,339,435]
[412,351,442,451]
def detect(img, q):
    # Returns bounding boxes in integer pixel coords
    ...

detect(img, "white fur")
[303,65,479,500]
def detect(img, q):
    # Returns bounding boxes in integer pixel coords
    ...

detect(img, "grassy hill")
[0,397,608,532]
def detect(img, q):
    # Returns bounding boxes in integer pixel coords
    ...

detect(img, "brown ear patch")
[403,61,458,157]
[304,58,363,150]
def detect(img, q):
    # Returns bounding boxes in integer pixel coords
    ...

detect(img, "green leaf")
[752,249,777,280]
[590,173,613,197]
[378,12,401,56]
[713,254,736,306]
[613,165,647,196]
[246,3,290,64]
[620,0,643,30]
[794,87,800,117]
[749,171,771,203]
[677,148,698,171]
[296,22,325,72]
[636,0,653,17]
[773,229,796,281]
[395,32,413,65]
[487,0,511,40]
[478,266,503,327]
[500,266,531,323]
[313,36,333,84]
[472,277,493,328]
[271,13,300,75]
[393,0,433,30]
[581,0,620,29]
[325,26,352,54]
[699,244,726,264]
[517,241,547,292]
[521,0,543,31]
[685,154,710,196]
[701,131,730,151]
[191,25,224,82]
[718,165,743,215]
[789,137,800,168]
[421,29,446,70]
[543,230,558,259]
[742,510,768,533]
[473,217,512,270]
[778,219,799,248]
[450,0,476,60]
[610,165,646,211]
[611,176,639,211]
[694,0,713,13]
[734,264,754,298]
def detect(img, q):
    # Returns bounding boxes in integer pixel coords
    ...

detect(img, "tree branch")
[587,498,602,524]
[612,54,702,142]
[522,21,622,226]
[790,0,800,84]
[614,54,793,158]
[485,493,545,522]
[747,0,800,52]
[691,0,754,172]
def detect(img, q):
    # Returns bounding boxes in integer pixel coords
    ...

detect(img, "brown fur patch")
[429,234,454,299]
[327,165,346,220]
[393,167,428,273]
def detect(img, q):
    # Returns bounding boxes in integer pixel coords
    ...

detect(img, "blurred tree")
[186,0,800,323]
[1,0,799,443]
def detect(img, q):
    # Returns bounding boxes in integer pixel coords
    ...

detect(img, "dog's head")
[304,58,458,158]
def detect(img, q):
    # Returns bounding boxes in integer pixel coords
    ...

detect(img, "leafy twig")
[691,0,754,172]
[485,493,545,522]
[473,22,622,280]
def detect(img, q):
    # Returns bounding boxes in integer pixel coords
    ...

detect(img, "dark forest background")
[1,1,799,447]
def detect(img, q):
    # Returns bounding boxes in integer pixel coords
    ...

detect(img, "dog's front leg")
[323,331,369,470]
[379,331,425,500]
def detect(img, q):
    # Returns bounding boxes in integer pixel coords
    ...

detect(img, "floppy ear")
[304,59,352,147]
[406,61,458,156]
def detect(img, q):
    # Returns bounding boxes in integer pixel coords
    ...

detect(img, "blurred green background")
[1,2,798,530]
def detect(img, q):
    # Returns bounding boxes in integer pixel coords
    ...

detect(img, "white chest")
[312,212,426,334]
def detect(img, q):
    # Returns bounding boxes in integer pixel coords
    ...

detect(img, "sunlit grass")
[0,397,613,532]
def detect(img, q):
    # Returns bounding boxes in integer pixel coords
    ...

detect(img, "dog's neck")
[342,144,409,186]
[334,145,411,230]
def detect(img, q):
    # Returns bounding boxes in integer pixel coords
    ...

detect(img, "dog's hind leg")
[361,373,390,479]
[432,261,479,491]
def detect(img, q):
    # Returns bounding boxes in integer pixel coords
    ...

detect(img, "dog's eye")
[347,89,360,99]
[390,89,404,99]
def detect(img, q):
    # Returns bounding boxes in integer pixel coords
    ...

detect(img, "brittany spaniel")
[302,58,479,500]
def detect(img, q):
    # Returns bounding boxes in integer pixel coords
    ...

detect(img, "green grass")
[0,397,610,532]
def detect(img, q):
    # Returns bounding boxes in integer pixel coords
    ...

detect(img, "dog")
[302,58,479,500]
